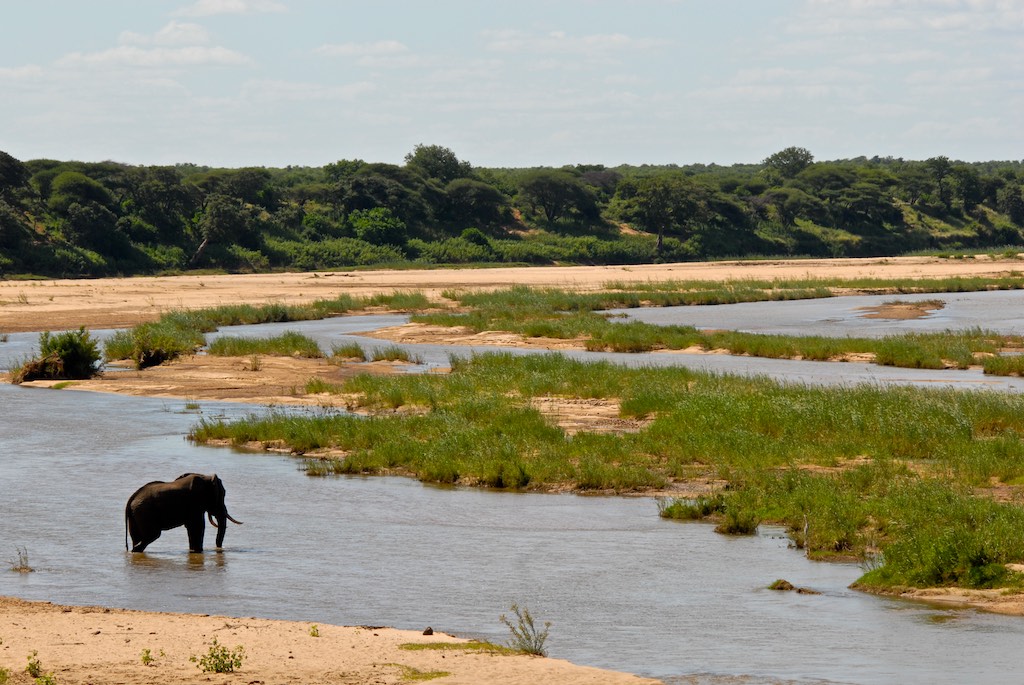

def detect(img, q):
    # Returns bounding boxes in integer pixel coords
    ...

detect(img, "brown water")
[2,384,1023,684]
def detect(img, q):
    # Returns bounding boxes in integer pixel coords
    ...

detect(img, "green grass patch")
[207,331,323,358]
[331,342,367,361]
[399,641,512,654]
[371,345,422,363]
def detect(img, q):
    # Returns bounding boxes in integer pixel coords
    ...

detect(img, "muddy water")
[2,383,1024,684]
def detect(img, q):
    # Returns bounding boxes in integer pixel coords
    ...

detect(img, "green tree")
[191,194,255,264]
[0,150,30,202]
[763,147,814,181]
[614,174,705,252]
[445,178,508,229]
[997,184,1024,225]
[404,144,473,185]
[517,169,599,224]
[348,206,407,245]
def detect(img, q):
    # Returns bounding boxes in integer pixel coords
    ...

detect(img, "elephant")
[125,473,242,553]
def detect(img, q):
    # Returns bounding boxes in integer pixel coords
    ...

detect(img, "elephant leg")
[132,530,160,553]
[186,521,205,553]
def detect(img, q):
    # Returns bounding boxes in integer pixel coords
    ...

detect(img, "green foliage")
[207,331,323,358]
[309,625,320,638]
[370,345,422,363]
[190,638,245,673]
[104,319,204,369]
[500,603,550,656]
[3,149,1024,277]
[349,206,407,245]
[0,665,8,684]
[331,342,367,361]
[12,327,100,383]
[25,651,43,677]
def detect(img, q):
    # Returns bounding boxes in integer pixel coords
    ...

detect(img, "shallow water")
[4,292,1024,682]
[2,384,1024,684]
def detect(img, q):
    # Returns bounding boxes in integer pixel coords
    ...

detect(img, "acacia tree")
[516,169,599,224]
[615,174,705,252]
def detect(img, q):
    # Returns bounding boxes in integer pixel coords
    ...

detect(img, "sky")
[1,0,1022,169]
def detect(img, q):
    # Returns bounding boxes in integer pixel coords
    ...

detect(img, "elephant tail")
[124,502,130,551]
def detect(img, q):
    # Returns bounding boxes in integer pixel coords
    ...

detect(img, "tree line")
[1,144,1023,277]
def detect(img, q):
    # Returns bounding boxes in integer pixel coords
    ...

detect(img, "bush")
[500,603,550,656]
[104,320,204,369]
[190,638,245,673]
[11,327,100,383]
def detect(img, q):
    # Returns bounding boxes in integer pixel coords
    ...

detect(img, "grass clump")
[207,331,323,358]
[500,603,550,657]
[658,495,725,520]
[104,319,204,368]
[11,327,100,383]
[371,345,422,363]
[190,638,245,673]
[331,342,367,361]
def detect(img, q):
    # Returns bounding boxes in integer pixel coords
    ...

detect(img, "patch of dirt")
[857,299,944,320]
[529,396,651,435]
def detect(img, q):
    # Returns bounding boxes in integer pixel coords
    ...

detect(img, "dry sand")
[0,596,659,685]
[5,257,1024,681]
[1,254,1022,333]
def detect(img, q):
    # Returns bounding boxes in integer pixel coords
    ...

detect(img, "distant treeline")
[1,144,1023,277]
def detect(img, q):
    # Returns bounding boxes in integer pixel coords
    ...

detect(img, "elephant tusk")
[208,512,219,528]
[227,514,244,525]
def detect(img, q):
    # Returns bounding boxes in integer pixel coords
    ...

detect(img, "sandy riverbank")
[2,254,1022,333]
[0,596,660,685]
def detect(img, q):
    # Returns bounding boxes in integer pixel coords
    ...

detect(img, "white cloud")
[172,0,287,17]
[0,65,45,81]
[119,21,211,46]
[57,46,252,69]
[315,40,409,58]
[482,29,666,56]
[241,79,376,102]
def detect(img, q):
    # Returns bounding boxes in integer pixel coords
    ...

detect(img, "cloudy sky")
[1,0,1021,169]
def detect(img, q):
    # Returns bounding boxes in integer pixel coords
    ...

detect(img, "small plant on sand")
[25,651,43,677]
[500,603,550,657]
[0,666,9,685]
[190,638,245,673]
[35,673,57,685]
[10,546,33,573]
[309,624,320,637]
[140,648,155,666]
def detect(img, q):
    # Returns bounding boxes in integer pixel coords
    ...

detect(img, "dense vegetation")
[2,145,1024,277]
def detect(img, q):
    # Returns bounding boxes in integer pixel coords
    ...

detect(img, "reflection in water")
[127,551,227,572]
